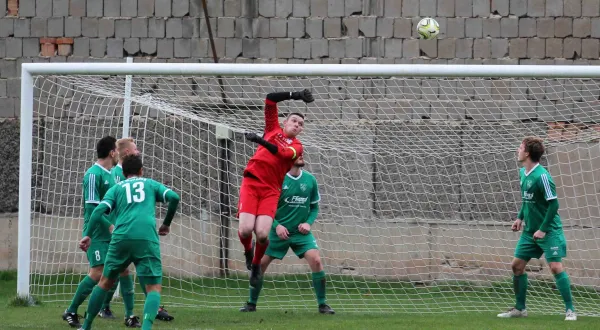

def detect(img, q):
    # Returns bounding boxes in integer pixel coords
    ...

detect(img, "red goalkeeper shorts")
[237,176,280,219]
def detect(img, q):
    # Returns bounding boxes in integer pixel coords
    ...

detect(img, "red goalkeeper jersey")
[243,99,303,191]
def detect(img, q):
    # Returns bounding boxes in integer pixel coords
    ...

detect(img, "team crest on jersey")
[283,185,289,190]
[300,183,307,191]
[526,180,533,189]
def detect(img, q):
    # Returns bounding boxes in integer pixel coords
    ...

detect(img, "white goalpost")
[18,63,600,315]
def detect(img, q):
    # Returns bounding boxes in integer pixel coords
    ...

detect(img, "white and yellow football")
[417,18,440,40]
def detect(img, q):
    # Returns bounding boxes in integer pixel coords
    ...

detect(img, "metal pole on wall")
[122,57,133,138]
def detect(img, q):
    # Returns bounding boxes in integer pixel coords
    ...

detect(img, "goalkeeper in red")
[238,89,314,286]
[497,137,576,321]
[239,155,334,314]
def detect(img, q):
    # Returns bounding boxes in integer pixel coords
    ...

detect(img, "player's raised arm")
[264,89,315,133]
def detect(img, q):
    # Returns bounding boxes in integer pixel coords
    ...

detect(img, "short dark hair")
[122,154,143,177]
[96,136,117,159]
[522,137,545,162]
[287,112,305,120]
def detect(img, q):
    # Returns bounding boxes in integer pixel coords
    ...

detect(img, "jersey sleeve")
[153,180,172,203]
[83,172,101,204]
[278,140,303,160]
[264,99,280,133]
[101,185,117,211]
[310,176,321,204]
[539,173,557,201]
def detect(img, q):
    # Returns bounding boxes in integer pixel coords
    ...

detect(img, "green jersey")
[101,177,172,243]
[82,163,115,241]
[274,171,320,234]
[111,164,125,183]
[519,164,562,233]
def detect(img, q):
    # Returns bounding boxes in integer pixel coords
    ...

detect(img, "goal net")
[20,63,600,315]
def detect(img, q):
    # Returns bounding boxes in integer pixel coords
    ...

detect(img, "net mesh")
[27,73,600,314]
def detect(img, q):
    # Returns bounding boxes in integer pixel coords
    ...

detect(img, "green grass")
[1,270,599,329]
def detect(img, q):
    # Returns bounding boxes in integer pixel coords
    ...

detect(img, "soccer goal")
[18,63,600,315]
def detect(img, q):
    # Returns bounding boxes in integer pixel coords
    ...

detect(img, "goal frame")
[17,62,600,298]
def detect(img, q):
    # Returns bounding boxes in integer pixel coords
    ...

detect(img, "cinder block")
[121,0,137,17]
[30,18,47,37]
[545,38,563,58]
[157,38,173,58]
[581,38,599,59]
[447,18,465,38]
[70,0,86,17]
[154,0,171,17]
[242,38,260,58]
[328,38,345,58]
[491,38,508,58]
[114,19,131,38]
[53,0,70,16]
[474,38,491,58]
[454,0,472,16]
[181,17,196,38]
[224,0,242,16]
[573,18,591,38]
[259,0,275,17]
[306,18,323,38]
[73,37,89,56]
[473,0,490,17]
[402,39,419,58]
[455,38,473,58]
[89,38,106,57]
[546,0,563,16]
[384,0,402,16]
[324,18,341,38]
[253,18,269,38]
[465,18,482,38]
[288,18,305,38]
[438,0,455,16]
[166,18,182,38]
[345,38,362,58]
[527,38,545,58]
[174,38,190,58]
[217,17,235,38]
[563,38,581,59]
[501,17,518,37]
[148,18,165,38]
[528,0,545,17]
[190,38,207,57]
[438,38,456,59]
[592,18,600,38]
[359,17,376,37]
[393,18,412,38]
[294,0,311,17]
[0,19,14,38]
[138,38,156,55]
[23,38,40,57]
[555,18,573,38]
[82,18,99,38]
[19,0,35,17]
[124,38,140,55]
[207,0,223,16]
[311,0,328,16]
[483,18,501,37]
[106,38,123,58]
[519,17,536,37]
[276,38,293,58]
[383,38,401,58]
[86,0,103,17]
[130,18,147,38]
[328,0,345,17]
[14,19,31,37]
[294,38,311,59]
[419,39,437,57]
[419,0,436,16]
[564,0,582,17]
[269,18,286,38]
[311,39,328,58]
[536,18,554,38]
[377,17,394,37]
[582,0,600,17]
[47,17,64,37]
[103,0,120,17]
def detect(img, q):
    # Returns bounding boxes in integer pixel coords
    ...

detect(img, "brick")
[103,0,120,17]
[174,38,190,58]
[344,16,360,36]
[128,18,146,38]
[20,0,35,17]
[455,38,472,58]
[483,18,500,37]
[242,38,260,58]
[114,19,130,38]
[490,38,508,58]
[14,19,30,37]
[518,18,536,37]
[190,38,207,57]
[473,0,490,16]
[580,38,600,60]
[306,18,323,38]
[438,38,455,59]
[582,0,600,16]
[82,18,98,37]
[438,0,454,16]
[555,18,572,38]
[394,18,412,38]
[148,18,165,38]
[545,38,562,58]
[22,38,39,56]
[563,38,581,58]
[73,37,89,56]
[166,18,182,38]
[154,0,171,17]
[474,38,490,58]
[89,38,105,57]
[259,0,275,17]
[324,18,341,37]
[419,39,437,57]
[509,0,527,16]
[465,18,482,38]
[156,38,173,58]
[359,17,376,37]
[106,38,123,58]
[138,0,154,17]
[311,0,327,16]
[86,0,102,17]
[30,18,47,37]
[288,17,305,38]
[526,38,544,58]
[528,0,545,16]
[491,0,509,15]
[292,38,310,58]
[501,18,518,37]
[294,0,310,17]
[140,38,156,55]
[47,17,63,36]
[269,18,286,38]
[121,0,137,17]
[564,0,582,16]
[419,0,436,16]
[377,17,394,37]
[310,39,327,58]
[217,17,235,38]
[508,38,527,58]
[536,18,554,38]
[0,19,14,37]
[446,18,465,38]
[124,38,139,55]
[276,38,293,58]
[573,18,591,37]
[65,17,81,37]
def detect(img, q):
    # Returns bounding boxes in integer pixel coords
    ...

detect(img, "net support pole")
[216,125,232,277]
[122,57,134,138]
[17,67,34,297]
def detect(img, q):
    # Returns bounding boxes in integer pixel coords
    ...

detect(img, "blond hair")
[116,137,135,156]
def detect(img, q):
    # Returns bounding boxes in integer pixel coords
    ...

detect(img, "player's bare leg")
[141,283,162,330]
[548,262,576,320]
[498,258,528,318]
[63,266,103,328]
[238,212,257,270]
[304,249,334,314]
[240,255,275,312]
[249,215,273,286]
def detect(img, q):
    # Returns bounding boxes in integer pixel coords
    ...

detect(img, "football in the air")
[417,18,440,40]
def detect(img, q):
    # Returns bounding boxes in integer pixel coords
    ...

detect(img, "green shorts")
[514,231,567,263]
[266,231,319,260]
[103,240,162,285]
[86,241,109,268]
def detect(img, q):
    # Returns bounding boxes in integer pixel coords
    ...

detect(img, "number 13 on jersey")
[124,182,145,203]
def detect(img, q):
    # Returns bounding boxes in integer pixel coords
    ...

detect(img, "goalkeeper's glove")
[266,89,314,103]
[245,132,278,155]
[291,89,314,103]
